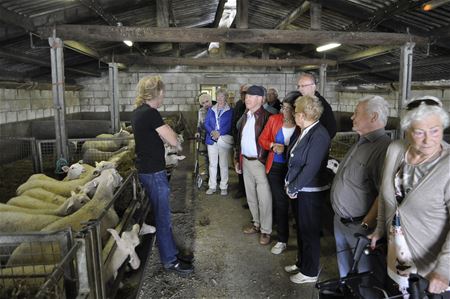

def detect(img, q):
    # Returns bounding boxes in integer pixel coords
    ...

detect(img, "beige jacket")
[375,139,450,280]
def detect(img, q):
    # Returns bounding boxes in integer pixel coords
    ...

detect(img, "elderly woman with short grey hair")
[370,96,450,296]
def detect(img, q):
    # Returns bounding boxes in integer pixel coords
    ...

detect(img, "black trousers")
[292,191,325,277]
[267,162,290,243]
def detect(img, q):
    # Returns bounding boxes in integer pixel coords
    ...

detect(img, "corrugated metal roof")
[0,0,450,85]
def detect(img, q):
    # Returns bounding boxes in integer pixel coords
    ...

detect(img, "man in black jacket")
[232,84,249,199]
[296,73,337,139]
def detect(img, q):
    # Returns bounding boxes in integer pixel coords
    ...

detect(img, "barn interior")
[1,0,450,298]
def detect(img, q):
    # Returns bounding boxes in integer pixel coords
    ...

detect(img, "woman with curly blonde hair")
[131,75,193,276]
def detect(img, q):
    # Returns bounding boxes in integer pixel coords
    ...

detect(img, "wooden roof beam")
[275,1,309,29]
[103,54,336,67]
[37,25,428,45]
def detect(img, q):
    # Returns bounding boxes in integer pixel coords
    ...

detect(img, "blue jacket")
[204,103,233,145]
[286,122,331,195]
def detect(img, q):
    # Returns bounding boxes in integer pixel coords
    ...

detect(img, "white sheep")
[104,224,141,282]
[8,169,121,266]
[78,168,123,198]
[16,166,97,197]
[0,191,90,216]
[81,129,131,153]
[82,146,128,165]
[7,195,59,209]
[0,212,61,232]
[22,188,66,206]
[164,133,185,167]
[103,223,156,282]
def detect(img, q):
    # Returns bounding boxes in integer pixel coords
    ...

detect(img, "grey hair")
[360,95,389,126]
[401,103,450,131]
[298,72,317,84]
[216,88,229,99]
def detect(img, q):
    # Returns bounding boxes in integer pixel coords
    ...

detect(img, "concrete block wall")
[76,68,307,114]
[0,88,80,126]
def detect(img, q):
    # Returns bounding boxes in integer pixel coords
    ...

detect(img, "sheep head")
[61,160,86,180]
[64,191,90,215]
[93,161,117,176]
[139,223,156,235]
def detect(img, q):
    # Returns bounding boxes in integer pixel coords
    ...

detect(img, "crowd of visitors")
[133,73,450,296]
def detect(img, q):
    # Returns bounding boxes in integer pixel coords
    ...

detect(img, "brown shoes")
[259,233,271,245]
[243,225,260,234]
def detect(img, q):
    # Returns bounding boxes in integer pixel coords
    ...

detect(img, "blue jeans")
[139,171,178,267]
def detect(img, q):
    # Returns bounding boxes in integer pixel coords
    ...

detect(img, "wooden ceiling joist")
[37,25,428,45]
[104,54,336,67]
[275,1,309,30]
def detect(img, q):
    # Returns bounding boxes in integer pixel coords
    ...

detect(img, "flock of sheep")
[0,130,164,297]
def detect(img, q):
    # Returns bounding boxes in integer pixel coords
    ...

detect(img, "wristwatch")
[361,222,369,230]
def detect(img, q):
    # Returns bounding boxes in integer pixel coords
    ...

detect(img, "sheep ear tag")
[62,166,70,173]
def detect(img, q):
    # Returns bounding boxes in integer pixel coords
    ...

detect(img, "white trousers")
[207,142,230,190]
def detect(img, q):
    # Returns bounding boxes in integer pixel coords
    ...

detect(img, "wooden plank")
[156,0,170,27]
[103,54,337,67]
[64,40,100,59]
[236,0,248,29]
[275,1,309,29]
[310,1,322,30]
[37,25,428,45]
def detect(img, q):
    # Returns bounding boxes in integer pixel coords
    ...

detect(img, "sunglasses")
[406,99,441,110]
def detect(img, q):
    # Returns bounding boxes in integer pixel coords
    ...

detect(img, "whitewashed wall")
[0,88,80,125]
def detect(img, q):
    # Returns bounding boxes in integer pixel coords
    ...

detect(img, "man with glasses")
[297,73,337,139]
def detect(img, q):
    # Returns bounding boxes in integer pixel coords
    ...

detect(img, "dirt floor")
[136,141,340,299]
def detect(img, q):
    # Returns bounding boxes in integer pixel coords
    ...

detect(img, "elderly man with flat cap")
[235,85,272,245]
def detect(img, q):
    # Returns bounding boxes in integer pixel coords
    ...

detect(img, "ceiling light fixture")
[123,40,133,47]
[316,42,341,52]
[422,0,450,11]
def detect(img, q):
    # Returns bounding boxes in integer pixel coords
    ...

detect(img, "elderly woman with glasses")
[258,91,301,255]
[370,96,450,296]
[283,95,331,284]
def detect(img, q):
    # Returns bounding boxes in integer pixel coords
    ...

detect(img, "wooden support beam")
[0,48,101,77]
[310,1,322,30]
[338,46,398,63]
[0,80,82,90]
[0,6,35,31]
[275,1,309,29]
[212,0,227,28]
[37,25,428,45]
[103,54,337,67]
[157,0,170,28]
[236,0,248,29]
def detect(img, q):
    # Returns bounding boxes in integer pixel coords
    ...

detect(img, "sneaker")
[284,264,299,273]
[220,189,228,196]
[259,233,271,245]
[243,225,260,234]
[290,272,318,284]
[165,260,194,276]
[271,242,287,254]
[206,188,216,195]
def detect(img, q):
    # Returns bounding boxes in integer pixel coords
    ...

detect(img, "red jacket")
[258,114,300,174]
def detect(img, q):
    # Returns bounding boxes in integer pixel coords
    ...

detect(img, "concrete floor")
[137,141,340,298]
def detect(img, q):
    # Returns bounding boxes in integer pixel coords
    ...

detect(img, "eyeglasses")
[406,99,441,110]
[297,83,315,89]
